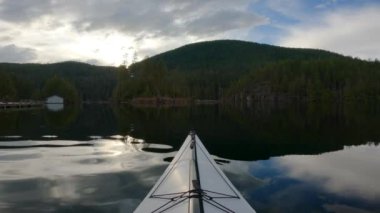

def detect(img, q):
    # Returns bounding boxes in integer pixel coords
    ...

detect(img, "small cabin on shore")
[46,95,64,104]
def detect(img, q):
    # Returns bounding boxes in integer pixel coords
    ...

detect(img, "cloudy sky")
[0,0,379,66]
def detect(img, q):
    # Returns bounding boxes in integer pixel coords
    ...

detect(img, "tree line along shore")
[1,40,380,106]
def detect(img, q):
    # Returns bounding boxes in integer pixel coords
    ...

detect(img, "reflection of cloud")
[0,139,170,211]
[0,166,167,212]
[218,159,263,200]
[275,144,380,201]
[0,139,166,180]
[324,204,373,213]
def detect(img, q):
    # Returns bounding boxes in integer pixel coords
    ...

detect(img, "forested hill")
[0,61,118,101]
[125,40,350,100]
[1,40,379,103]
[141,40,344,72]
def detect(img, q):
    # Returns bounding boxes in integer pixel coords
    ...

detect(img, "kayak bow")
[134,131,256,213]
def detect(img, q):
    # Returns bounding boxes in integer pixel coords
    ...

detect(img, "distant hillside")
[127,40,348,99]
[139,40,344,73]
[0,61,118,101]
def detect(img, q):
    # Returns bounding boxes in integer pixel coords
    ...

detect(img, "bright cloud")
[0,0,266,65]
[279,5,380,60]
[0,44,37,63]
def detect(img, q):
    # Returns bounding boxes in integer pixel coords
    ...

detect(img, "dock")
[0,101,44,110]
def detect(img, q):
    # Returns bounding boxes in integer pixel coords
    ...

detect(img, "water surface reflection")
[0,137,172,212]
[0,138,379,212]
[248,143,380,212]
[0,104,380,212]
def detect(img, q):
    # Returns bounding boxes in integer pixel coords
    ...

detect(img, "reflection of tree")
[42,75,80,103]
[0,71,17,100]
[0,109,46,137]
[112,105,191,144]
[113,102,380,161]
[44,105,80,129]
[221,102,380,160]
[112,105,135,136]
[0,111,19,134]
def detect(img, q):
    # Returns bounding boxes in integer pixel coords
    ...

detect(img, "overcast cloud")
[279,5,380,60]
[0,0,267,65]
[0,44,37,63]
[0,0,378,65]
[0,0,264,37]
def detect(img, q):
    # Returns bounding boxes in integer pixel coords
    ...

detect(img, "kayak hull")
[134,133,256,213]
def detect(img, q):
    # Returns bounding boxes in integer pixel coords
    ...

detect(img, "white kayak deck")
[134,133,256,213]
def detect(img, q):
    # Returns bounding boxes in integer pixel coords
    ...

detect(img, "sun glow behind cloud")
[1,16,137,65]
[73,32,136,66]
[0,0,267,65]
[0,18,138,65]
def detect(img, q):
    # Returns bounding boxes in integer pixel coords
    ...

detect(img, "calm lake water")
[0,104,379,213]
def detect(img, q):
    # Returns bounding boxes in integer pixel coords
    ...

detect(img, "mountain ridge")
[1,40,346,69]
[136,39,345,73]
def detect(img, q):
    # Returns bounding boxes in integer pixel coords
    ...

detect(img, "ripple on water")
[108,135,125,140]
[1,136,22,140]
[42,135,58,139]
[89,136,103,139]
[0,153,42,161]
[0,138,170,182]
[77,158,108,165]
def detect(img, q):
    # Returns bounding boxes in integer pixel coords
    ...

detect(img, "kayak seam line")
[188,142,192,213]
[193,134,205,213]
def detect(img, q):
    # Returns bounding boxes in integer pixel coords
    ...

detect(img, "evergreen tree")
[42,75,80,103]
[0,71,17,101]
